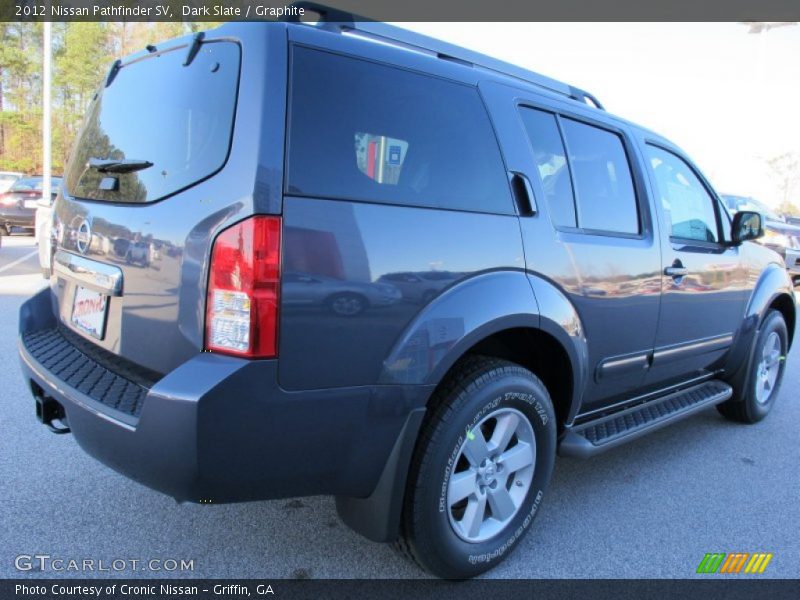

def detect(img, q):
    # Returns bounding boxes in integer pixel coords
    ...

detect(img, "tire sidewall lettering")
[436,385,550,567]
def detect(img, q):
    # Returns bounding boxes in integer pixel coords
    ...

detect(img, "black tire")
[325,292,367,317]
[396,356,556,579]
[718,310,789,424]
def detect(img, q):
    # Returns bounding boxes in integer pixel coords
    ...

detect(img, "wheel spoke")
[448,470,478,506]
[460,494,487,538]
[447,407,538,543]
[766,349,781,368]
[489,412,520,454]
[462,428,490,466]
[497,441,534,474]
[487,486,517,522]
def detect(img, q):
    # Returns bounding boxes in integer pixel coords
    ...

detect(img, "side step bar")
[559,380,732,458]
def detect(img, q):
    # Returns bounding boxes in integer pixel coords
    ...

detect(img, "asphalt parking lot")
[1,235,798,579]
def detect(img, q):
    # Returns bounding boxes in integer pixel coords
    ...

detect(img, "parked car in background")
[0,171,23,194]
[786,215,800,227]
[722,194,800,286]
[0,176,61,236]
[284,270,402,315]
[377,270,462,304]
[36,178,63,277]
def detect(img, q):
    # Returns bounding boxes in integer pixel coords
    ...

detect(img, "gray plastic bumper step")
[559,380,733,458]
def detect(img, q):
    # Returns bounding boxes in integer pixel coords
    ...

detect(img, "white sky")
[399,22,800,208]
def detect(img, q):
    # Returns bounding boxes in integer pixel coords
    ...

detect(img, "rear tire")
[718,310,788,423]
[396,356,556,579]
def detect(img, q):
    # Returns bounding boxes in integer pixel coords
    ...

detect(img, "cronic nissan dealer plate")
[71,286,108,339]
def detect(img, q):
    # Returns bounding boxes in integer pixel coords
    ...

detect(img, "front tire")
[718,310,789,423]
[397,356,556,579]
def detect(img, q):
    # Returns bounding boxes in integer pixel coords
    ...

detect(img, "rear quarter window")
[287,47,512,214]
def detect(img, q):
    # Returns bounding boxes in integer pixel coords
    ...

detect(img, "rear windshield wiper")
[88,157,153,174]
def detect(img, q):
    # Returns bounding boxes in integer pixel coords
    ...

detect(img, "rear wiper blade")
[88,157,153,174]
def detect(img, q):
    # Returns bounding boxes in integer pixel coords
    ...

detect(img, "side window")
[518,108,577,228]
[560,118,640,235]
[288,47,512,214]
[646,145,719,243]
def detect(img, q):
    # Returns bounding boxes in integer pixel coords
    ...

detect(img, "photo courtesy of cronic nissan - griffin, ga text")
[18,8,796,579]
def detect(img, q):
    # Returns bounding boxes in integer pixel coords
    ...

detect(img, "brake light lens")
[0,194,15,206]
[206,216,281,358]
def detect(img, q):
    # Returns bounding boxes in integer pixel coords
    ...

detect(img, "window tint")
[519,108,576,227]
[288,47,512,213]
[561,119,639,234]
[646,146,719,243]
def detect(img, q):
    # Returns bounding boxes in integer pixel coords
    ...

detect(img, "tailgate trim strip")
[53,250,123,296]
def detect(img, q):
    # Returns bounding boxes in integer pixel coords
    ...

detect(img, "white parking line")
[0,250,39,275]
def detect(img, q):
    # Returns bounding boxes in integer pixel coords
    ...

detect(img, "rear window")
[287,47,512,214]
[65,40,240,204]
[560,118,639,235]
[519,108,577,228]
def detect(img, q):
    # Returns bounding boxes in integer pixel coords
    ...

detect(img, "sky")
[398,22,800,208]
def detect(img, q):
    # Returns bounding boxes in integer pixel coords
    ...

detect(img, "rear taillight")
[205,216,282,358]
[0,194,14,206]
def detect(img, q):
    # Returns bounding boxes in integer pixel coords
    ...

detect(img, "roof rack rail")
[284,2,604,110]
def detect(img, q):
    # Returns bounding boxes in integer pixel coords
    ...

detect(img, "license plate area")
[71,286,108,340]
[23,199,39,208]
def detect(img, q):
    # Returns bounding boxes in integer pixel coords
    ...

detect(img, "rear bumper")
[19,287,430,503]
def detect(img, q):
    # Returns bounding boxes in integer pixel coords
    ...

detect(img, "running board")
[559,380,733,458]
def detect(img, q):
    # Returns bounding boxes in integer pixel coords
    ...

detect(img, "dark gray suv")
[18,15,796,579]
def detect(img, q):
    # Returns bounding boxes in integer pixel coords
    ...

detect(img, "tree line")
[0,22,213,175]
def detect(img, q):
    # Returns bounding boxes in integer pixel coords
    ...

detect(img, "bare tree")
[766,152,800,215]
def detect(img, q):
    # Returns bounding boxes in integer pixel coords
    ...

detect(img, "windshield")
[722,194,783,222]
[0,174,20,191]
[65,40,240,204]
[9,177,61,192]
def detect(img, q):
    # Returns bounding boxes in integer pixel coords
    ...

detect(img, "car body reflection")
[377,271,464,304]
[283,270,402,316]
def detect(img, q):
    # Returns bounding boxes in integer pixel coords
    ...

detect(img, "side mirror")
[731,210,763,244]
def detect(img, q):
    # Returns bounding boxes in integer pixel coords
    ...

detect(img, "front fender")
[725,261,795,399]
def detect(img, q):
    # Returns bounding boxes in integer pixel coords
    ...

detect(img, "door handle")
[664,265,689,278]
[509,171,537,217]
